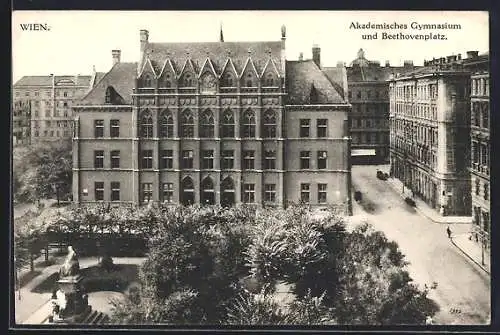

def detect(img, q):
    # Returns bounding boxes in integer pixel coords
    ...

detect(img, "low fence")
[46,232,148,257]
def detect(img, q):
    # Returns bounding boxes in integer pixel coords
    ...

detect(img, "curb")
[385,178,471,225]
[450,238,490,275]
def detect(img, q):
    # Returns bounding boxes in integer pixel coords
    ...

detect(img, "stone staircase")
[44,308,110,325]
[81,309,109,324]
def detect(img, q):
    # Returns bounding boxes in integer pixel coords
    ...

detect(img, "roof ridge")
[79,63,120,102]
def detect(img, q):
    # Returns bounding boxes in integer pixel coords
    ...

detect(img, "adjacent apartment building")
[12,100,31,145]
[463,51,490,246]
[13,72,104,144]
[72,28,352,213]
[346,49,419,164]
[389,54,471,216]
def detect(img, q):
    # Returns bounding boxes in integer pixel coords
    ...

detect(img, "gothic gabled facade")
[73,27,352,213]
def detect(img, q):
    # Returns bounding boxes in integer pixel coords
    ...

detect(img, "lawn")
[30,264,140,294]
[19,270,42,288]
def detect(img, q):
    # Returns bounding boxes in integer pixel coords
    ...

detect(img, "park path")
[15,256,145,324]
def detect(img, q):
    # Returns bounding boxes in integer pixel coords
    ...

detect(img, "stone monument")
[49,246,91,324]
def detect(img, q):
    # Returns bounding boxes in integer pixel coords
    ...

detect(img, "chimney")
[466,50,479,59]
[312,44,321,69]
[140,29,149,53]
[385,60,390,67]
[112,50,121,66]
[446,55,454,63]
[299,52,303,61]
[457,54,462,60]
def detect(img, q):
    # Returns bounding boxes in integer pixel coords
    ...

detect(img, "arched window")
[242,110,256,138]
[181,177,195,206]
[181,110,194,138]
[200,73,216,94]
[221,73,234,87]
[264,73,274,87]
[221,110,235,138]
[143,74,152,88]
[221,177,235,207]
[160,73,172,88]
[159,110,174,138]
[244,73,254,87]
[262,110,277,138]
[105,87,114,104]
[181,73,194,87]
[199,110,214,138]
[141,111,153,138]
[201,177,215,205]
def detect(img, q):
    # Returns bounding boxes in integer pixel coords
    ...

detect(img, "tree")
[103,205,439,325]
[13,140,72,204]
[112,206,256,324]
[14,210,48,272]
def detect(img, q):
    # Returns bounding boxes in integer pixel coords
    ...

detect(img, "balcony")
[240,87,259,94]
[158,88,176,94]
[220,87,237,94]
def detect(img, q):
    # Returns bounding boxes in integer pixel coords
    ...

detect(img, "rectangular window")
[141,150,153,169]
[484,183,489,200]
[300,151,310,169]
[182,150,194,169]
[202,150,214,169]
[162,183,174,203]
[317,119,328,138]
[264,150,276,170]
[142,183,153,203]
[264,184,276,203]
[160,150,173,169]
[110,150,120,169]
[110,119,120,137]
[94,182,104,201]
[243,150,255,170]
[300,183,310,203]
[318,184,327,204]
[300,119,310,137]
[482,105,489,130]
[475,179,480,195]
[94,120,104,138]
[221,150,234,169]
[110,182,120,201]
[243,184,255,203]
[317,151,327,169]
[94,150,104,168]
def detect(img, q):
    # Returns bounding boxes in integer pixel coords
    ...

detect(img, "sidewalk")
[451,232,490,275]
[15,256,145,324]
[385,176,471,224]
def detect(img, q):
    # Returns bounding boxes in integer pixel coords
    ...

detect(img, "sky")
[12,11,489,83]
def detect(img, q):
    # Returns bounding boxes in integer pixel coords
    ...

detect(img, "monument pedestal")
[50,274,91,324]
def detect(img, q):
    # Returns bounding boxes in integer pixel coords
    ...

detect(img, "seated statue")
[59,246,80,278]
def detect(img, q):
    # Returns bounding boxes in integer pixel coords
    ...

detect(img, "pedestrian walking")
[446,226,452,239]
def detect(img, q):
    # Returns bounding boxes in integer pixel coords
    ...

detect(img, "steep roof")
[14,75,92,87]
[79,63,137,105]
[322,67,348,99]
[93,72,107,87]
[140,41,284,78]
[286,60,346,105]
